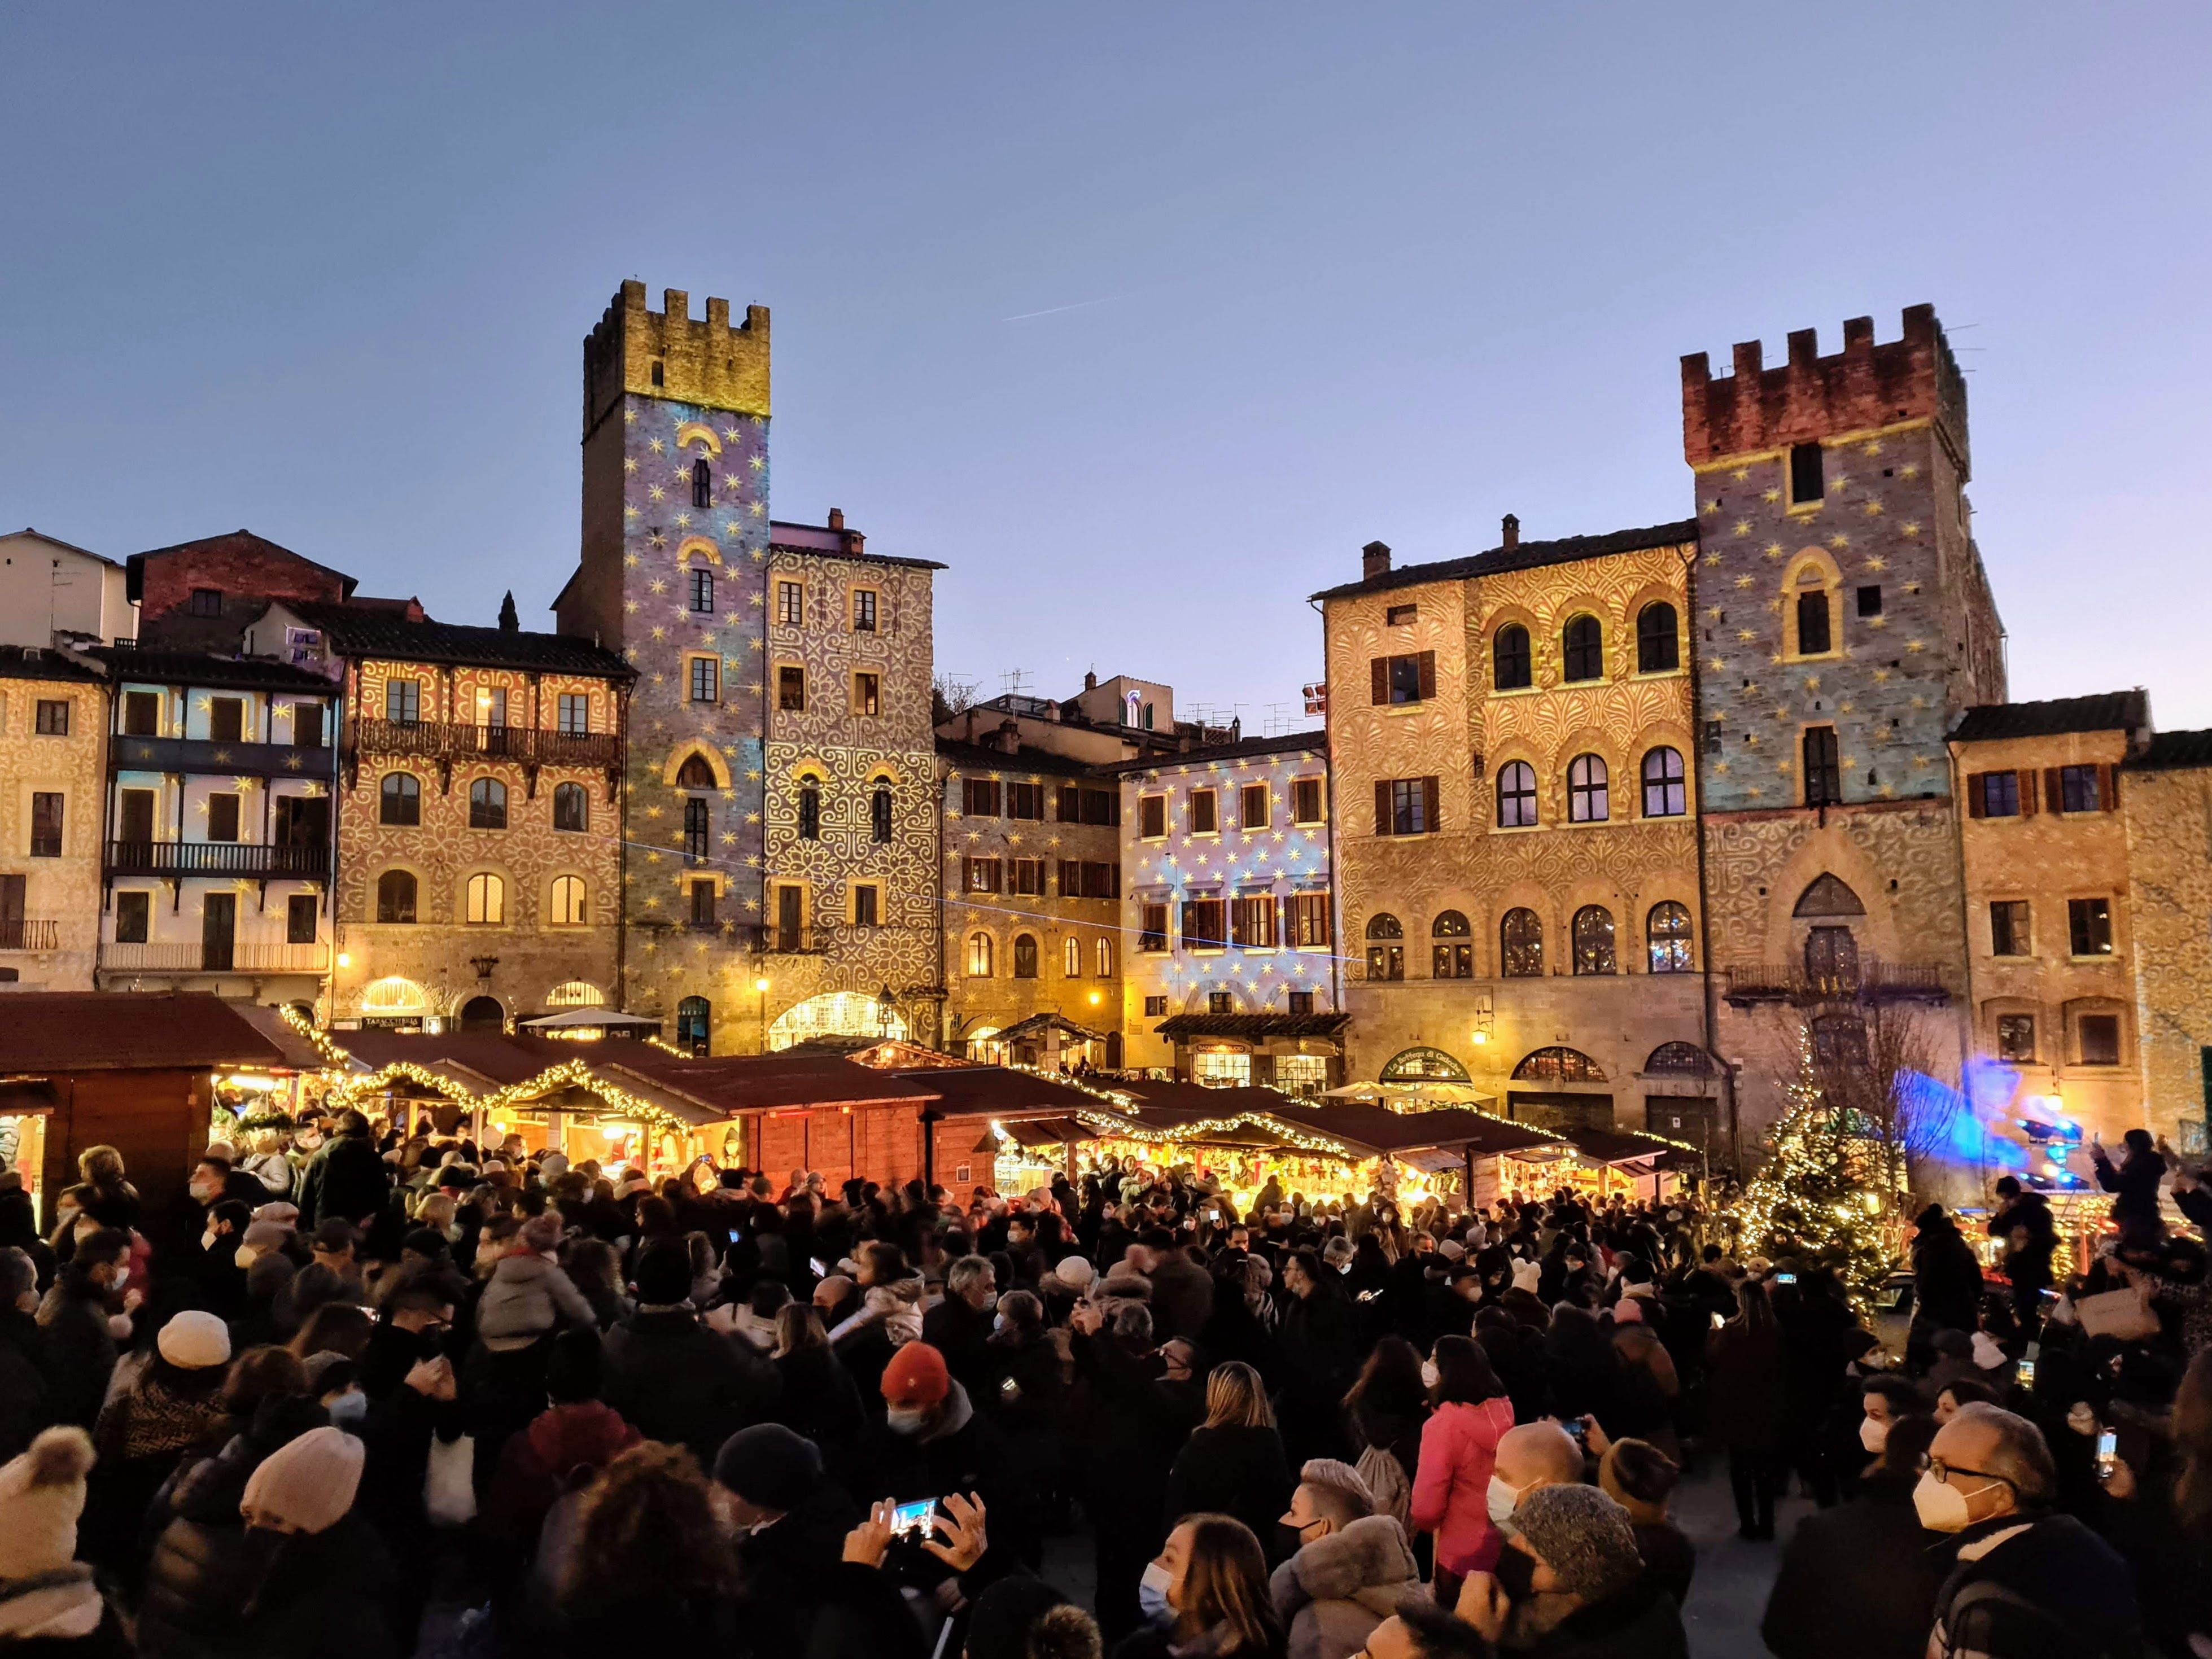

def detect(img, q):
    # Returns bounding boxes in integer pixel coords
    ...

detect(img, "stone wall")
[2124,761,2212,1138]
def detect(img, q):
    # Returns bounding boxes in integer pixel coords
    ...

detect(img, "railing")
[109,735,333,779]
[349,719,619,768]
[100,941,330,974]
[0,920,60,951]
[105,841,330,878]
[1721,960,1951,1004]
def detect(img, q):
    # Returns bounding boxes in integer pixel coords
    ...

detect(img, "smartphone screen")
[1774,1272,1798,1285]
[1711,1311,1724,1330]
[2096,1429,2118,1477]
[2016,1358,2036,1387]
[810,1257,827,1276]
[891,1497,937,1538]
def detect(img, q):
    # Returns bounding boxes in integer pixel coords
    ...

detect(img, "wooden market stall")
[0,993,328,1236]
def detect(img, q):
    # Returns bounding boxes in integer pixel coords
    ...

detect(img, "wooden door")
[202,892,235,971]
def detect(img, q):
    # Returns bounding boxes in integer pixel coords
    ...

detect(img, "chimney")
[1501,514,1519,550]
[1083,670,1097,691]
[994,718,1020,755]
[1361,540,1392,581]
[827,508,845,531]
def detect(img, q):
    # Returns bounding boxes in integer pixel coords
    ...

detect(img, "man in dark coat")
[851,1342,1031,1587]
[35,1228,126,1430]
[601,1239,779,1465]
[1276,1248,1359,1464]
[1986,1178,2058,1334]
[714,1423,859,1656]
[1908,1207,1985,1369]
[1139,1228,1216,1345]
[0,1245,58,1460]
[2090,1129,2167,1249]
[1761,1412,1944,1659]
[921,1255,997,1400]
[296,1111,390,1229]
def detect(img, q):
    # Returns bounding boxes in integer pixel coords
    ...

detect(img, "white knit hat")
[0,1426,94,1579]
[1511,1259,1543,1294]
[241,1425,364,1535]
[158,1310,233,1370]
[1052,1255,1096,1290]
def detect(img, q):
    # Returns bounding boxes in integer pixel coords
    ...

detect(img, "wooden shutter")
[2017,771,2038,816]
[2104,764,2121,811]
[1417,651,1437,700]
[1966,773,1987,818]
[2044,768,2064,815]
[1370,659,1388,705]
[1421,776,1441,833]
[1375,780,1393,835]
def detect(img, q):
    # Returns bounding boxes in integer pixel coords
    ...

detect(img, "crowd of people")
[0,1107,2205,1658]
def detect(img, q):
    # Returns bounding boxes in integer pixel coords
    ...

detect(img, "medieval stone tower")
[1681,306,2005,1139]
[558,282,773,1047]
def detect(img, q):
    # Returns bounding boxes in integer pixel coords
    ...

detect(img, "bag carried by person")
[424,1430,478,1525]
[1355,1442,1411,1531]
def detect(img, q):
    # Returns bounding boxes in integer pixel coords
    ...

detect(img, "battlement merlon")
[583,279,771,434]
[1680,304,1967,479]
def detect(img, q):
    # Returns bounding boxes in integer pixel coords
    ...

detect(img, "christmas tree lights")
[1735,1029,1895,1303]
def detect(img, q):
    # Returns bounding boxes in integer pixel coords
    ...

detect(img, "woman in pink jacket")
[1407,1333,1517,1608]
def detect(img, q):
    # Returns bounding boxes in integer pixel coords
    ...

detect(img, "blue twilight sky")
[4,4,2209,726]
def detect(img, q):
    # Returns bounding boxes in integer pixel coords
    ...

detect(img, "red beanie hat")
[881,1341,950,1408]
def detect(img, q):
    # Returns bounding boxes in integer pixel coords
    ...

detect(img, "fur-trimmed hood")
[1284,1514,1418,1605]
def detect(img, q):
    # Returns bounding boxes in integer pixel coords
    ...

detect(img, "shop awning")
[1323,1080,1499,1110]
[1550,1124,1701,1167]
[1153,1012,1350,1041]
[973,1117,1098,1153]
[990,1012,1108,1045]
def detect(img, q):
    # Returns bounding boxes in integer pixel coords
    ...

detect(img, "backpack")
[1354,1442,1411,1532]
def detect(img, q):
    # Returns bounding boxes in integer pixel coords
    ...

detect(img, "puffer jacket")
[1269,1515,1422,1659]
[474,1253,597,1352]
[1409,1394,1516,1575]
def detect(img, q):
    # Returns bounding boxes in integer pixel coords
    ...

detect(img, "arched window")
[1064,936,1081,977]
[1636,602,1679,673]
[1567,754,1609,822]
[1493,623,1532,691]
[459,995,502,1032]
[1512,1045,1608,1083]
[684,798,709,860]
[1646,900,1693,973]
[1571,904,1616,974]
[546,980,605,1009]
[798,776,821,841]
[1432,909,1472,979]
[1497,760,1538,828]
[871,784,893,844]
[1012,934,1038,979]
[375,869,416,924]
[676,753,716,789]
[469,777,506,830]
[465,872,505,925]
[379,772,420,826]
[1644,1040,1712,1076]
[1641,747,1686,817]
[1365,912,1404,982]
[691,458,711,510]
[1794,874,1866,917]
[676,995,711,1054]
[1500,907,1543,977]
[549,875,588,926]
[1562,615,1603,682]
[1794,572,1833,655]
[553,782,588,832]
[1096,935,1113,977]
[967,933,994,977]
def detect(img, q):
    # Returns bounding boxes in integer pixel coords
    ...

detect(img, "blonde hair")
[1171,1514,1280,1652]
[1203,1360,1275,1430]
[78,1145,126,1188]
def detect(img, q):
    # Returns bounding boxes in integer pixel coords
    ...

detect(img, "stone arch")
[1379,1046,1471,1083]
[1511,1045,1608,1084]
[1794,873,1866,916]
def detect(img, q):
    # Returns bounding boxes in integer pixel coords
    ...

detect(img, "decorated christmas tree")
[1737,1028,1895,1302]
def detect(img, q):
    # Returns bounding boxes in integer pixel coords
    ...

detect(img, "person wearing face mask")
[1458,1482,1684,1658]
[36,1229,129,1431]
[1124,1513,1284,1659]
[1269,1461,1420,1659]
[1407,1335,1516,1609]
[1758,1410,1940,1659]
[1918,1402,2140,1659]
[710,1422,859,1657]
[855,1338,1029,1586]
[924,1254,1000,1400]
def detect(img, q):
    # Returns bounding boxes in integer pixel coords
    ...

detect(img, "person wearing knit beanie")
[712,1422,821,1522]
[1507,1482,1646,1602]
[241,1425,364,1535]
[0,1426,111,1644]
[157,1310,231,1370]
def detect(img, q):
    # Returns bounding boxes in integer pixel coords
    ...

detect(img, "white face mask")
[201,1228,219,1253]
[1860,1416,1890,1454]
[1913,1469,1979,1533]
[235,1245,259,1271]
[885,1405,929,1436]
[1487,1474,1524,1527]
[1420,1359,1441,1390]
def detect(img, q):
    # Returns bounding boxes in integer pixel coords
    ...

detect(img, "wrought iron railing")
[104,841,330,878]
[349,718,618,768]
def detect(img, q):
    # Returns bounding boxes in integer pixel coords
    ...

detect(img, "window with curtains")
[1012,935,1038,978]
[550,875,588,926]
[967,933,993,977]
[1287,892,1332,948]
[1232,895,1278,948]
[965,857,1002,894]
[1064,936,1081,977]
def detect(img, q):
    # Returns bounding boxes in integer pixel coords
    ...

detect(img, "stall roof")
[1152,1012,1350,1041]
[1550,1124,1701,1166]
[974,1117,1099,1153]
[1106,1079,1301,1119]
[1263,1101,1562,1159]
[990,1012,1110,1045]
[888,1065,1107,1121]
[0,994,330,1073]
